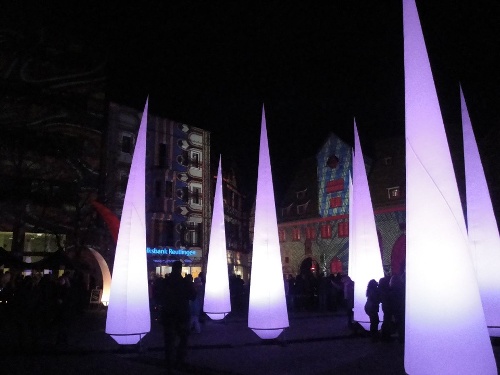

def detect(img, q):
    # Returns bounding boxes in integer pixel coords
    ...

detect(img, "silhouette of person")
[161,261,196,373]
[365,279,380,342]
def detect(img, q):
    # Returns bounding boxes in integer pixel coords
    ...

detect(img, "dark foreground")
[1,307,499,375]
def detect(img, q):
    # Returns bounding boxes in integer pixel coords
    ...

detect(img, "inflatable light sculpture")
[105,98,151,345]
[347,171,354,279]
[350,122,384,330]
[403,1,496,373]
[203,156,231,320]
[462,87,500,337]
[248,106,289,339]
[89,248,112,306]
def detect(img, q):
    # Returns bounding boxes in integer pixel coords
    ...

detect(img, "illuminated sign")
[146,247,199,257]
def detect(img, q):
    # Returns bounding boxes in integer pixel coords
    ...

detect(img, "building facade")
[278,133,406,278]
[104,103,211,278]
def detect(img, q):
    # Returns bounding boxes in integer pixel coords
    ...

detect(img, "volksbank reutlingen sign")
[146,247,200,257]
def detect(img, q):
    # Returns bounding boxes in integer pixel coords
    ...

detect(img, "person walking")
[160,261,196,373]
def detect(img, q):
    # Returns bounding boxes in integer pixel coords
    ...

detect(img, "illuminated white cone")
[350,122,384,330]
[203,156,231,320]
[105,98,151,345]
[462,87,500,337]
[403,1,496,373]
[248,106,289,339]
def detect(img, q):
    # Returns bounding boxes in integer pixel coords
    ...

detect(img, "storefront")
[147,247,204,279]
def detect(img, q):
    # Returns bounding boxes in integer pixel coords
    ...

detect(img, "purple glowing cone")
[203,156,231,320]
[403,1,496,373]
[248,106,289,339]
[105,98,151,345]
[462,87,500,337]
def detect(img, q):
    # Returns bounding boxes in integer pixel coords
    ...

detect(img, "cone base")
[251,328,284,339]
[206,312,229,321]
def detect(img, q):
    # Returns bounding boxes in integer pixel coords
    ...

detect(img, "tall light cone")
[203,156,231,320]
[403,1,496,373]
[351,122,384,330]
[462,87,500,337]
[105,98,151,345]
[248,106,289,339]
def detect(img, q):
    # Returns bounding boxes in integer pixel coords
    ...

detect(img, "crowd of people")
[0,269,91,350]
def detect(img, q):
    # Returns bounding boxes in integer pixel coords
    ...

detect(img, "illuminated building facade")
[278,133,405,277]
[105,103,211,278]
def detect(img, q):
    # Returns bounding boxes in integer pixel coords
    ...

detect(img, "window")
[306,226,316,240]
[281,204,292,218]
[120,174,128,193]
[155,180,161,198]
[158,143,168,168]
[292,228,301,241]
[326,178,344,193]
[191,151,201,168]
[186,222,199,246]
[326,154,339,169]
[297,202,309,215]
[181,187,189,202]
[329,196,342,208]
[192,187,201,204]
[387,186,401,199]
[121,135,132,154]
[338,222,349,237]
[165,181,173,198]
[320,224,332,239]
[296,189,307,200]
[285,257,289,264]
[279,229,286,242]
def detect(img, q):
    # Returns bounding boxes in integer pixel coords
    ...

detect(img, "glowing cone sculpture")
[462,87,500,337]
[105,98,151,345]
[351,122,384,330]
[403,1,496,373]
[248,106,289,339]
[203,156,231,320]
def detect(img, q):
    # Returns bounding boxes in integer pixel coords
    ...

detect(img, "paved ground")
[1,307,499,375]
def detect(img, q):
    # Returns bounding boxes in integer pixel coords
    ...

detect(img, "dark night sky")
[11,0,500,198]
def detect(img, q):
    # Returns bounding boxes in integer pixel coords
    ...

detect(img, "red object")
[320,224,332,239]
[92,201,120,243]
[338,222,349,237]
[329,196,342,208]
[391,234,406,275]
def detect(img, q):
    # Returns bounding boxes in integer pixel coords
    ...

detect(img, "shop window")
[387,186,401,199]
[292,228,301,241]
[279,229,286,242]
[330,196,342,208]
[306,226,316,240]
[326,178,344,193]
[320,224,332,239]
[338,222,349,237]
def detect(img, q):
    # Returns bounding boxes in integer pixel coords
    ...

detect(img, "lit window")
[387,186,401,199]
[326,178,344,193]
[306,226,316,240]
[292,228,301,241]
[320,224,332,239]
[330,196,342,208]
[338,222,349,237]
[279,229,286,242]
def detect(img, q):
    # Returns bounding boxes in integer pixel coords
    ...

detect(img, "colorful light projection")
[462,88,500,337]
[403,1,496,373]
[203,156,231,320]
[350,122,384,331]
[248,106,289,339]
[105,98,151,345]
[89,248,112,306]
